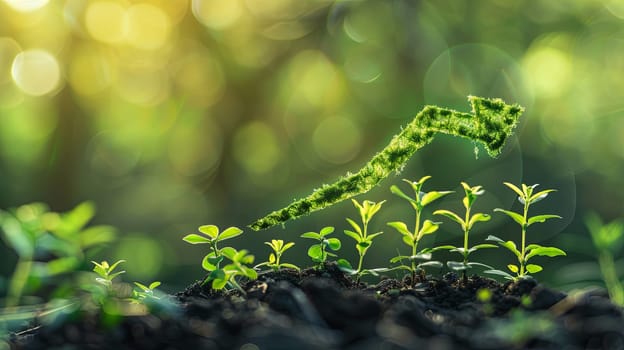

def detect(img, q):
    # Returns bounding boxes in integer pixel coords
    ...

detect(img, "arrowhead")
[468,96,524,156]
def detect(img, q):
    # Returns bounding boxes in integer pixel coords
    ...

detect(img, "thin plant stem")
[7,258,33,307]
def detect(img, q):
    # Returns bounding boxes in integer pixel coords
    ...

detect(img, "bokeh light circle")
[85,1,127,45]
[11,49,61,96]
[192,0,243,30]
[312,116,362,164]
[3,0,48,12]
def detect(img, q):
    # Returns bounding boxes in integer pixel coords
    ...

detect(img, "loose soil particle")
[9,263,624,350]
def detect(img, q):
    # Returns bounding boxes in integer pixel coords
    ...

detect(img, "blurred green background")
[1,0,623,295]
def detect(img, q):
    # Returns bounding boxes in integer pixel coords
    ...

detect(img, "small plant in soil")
[342,199,386,279]
[387,176,453,282]
[132,281,162,303]
[255,239,299,271]
[300,226,340,269]
[586,213,624,306]
[434,182,497,278]
[182,225,254,291]
[485,183,566,280]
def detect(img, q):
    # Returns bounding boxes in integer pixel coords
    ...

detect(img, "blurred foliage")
[1,0,624,291]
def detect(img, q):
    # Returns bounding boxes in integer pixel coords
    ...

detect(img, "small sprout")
[343,199,385,279]
[434,182,497,278]
[300,226,341,269]
[182,225,254,291]
[213,248,257,292]
[132,281,162,303]
[388,176,453,282]
[255,239,299,271]
[585,213,624,306]
[92,260,126,289]
[485,183,565,280]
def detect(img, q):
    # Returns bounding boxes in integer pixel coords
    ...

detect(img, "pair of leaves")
[300,226,335,240]
[352,199,385,225]
[503,182,555,206]
[494,209,560,227]
[387,220,439,246]
[390,177,453,211]
[344,229,383,255]
[183,226,243,245]
[433,210,490,232]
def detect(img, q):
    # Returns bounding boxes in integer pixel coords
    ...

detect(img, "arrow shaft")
[249,96,523,231]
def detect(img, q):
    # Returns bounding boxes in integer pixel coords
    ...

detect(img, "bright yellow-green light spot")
[523,47,571,98]
[3,0,48,12]
[11,49,61,96]
[289,51,345,110]
[233,121,281,175]
[126,3,171,50]
[85,1,127,45]
[313,116,362,164]
[114,235,164,280]
[192,0,243,30]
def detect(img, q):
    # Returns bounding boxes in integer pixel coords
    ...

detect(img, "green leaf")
[527,214,561,226]
[326,237,341,251]
[528,189,555,204]
[467,262,494,270]
[0,217,34,258]
[448,261,469,271]
[218,227,243,241]
[468,213,491,229]
[413,252,432,260]
[198,225,219,239]
[281,263,300,270]
[421,191,453,207]
[307,244,323,261]
[494,209,525,226]
[220,247,237,259]
[346,218,362,235]
[367,231,384,241]
[300,232,322,240]
[484,269,515,280]
[390,185,416,205]
[390,255,409,263]
[183,234,212,244]
[149,281,161,290]
[336,258,353,270]
[319,226,335,236]
[525,246,566,260]
[433,209,464,226]
[134,282,149,291]
[526,264,543,273]
[485,235,504,243]
[507,264,519,273]
[525,243,542,250]
[419,220,440,236]
[268,253,276,264]
[282,242,295,252]
[202,254,221,271]
[387,221,412,236]
[418,261,443,269]
[241,266,258,279]
[343,229,362,242]
[502,182,524,199]
[79,225,117,248]
[212,276,229,290]
[402,235,413,247]
[468,244,498,253]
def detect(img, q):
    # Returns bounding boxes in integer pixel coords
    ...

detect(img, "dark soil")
[9,263,624,350]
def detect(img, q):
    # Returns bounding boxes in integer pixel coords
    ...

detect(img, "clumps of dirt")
[10,263,624,350]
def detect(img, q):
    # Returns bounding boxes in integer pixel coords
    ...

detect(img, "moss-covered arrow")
[249,96,524,231]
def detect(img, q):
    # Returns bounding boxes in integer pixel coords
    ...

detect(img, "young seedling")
[387,176,453,281]
[213,247,257,292]
[300,226,341,269]
[92,260,126,290]
[255,239,299,271]
[434,182,497,278]
[182,225,247,290]
[485,183,566,280]
[132,281,162,303]
[586,213,624,306]
[342,199,385,279]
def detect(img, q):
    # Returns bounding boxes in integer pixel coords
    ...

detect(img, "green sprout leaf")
[494,209,525,226]
[182,234,212,244]
[527,214,561,226]
[526,264,543,274]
